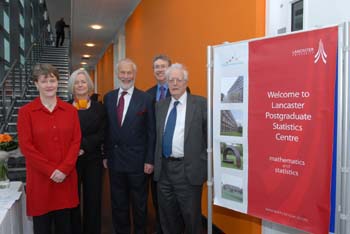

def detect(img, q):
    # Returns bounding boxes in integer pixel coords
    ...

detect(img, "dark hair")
[152,54,172,67]
[32,63,60,82]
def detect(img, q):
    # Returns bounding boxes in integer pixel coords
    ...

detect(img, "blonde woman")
[68,69,106,234]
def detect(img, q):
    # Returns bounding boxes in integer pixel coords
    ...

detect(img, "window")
[291,0,303,31]
[3,11,9,33]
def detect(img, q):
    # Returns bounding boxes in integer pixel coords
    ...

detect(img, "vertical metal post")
[207,45,213,234]
[338,21,350,234]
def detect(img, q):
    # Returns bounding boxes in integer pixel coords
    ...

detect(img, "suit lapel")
[158,98,171,135]
[111,89,120,128]
[184,94,194,141]
[122,88,139,128]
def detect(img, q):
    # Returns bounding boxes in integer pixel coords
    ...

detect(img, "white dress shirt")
[164,92,187,157]
[117,86,134,126]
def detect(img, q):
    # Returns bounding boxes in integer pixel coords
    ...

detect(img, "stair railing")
[0,31,50,133]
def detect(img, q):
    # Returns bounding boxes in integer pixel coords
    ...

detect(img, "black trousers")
[71,157,103,234]
[55,32,65,47]
[109,170,148,234]
[149,174,163,233]
[158,159,203,234]
[33,208,72,234]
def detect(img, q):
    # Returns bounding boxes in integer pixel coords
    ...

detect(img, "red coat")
[17,97,81,216]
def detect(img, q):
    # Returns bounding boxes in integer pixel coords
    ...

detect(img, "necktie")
[116,91,127,127]
[162,101,180,157]
[159,86,165,101]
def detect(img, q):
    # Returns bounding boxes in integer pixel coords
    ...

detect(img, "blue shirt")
[156,83,169,102]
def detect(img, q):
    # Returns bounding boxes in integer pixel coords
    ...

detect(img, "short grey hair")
[68,69,94,94]
[165,63,189,81]
[117,58,137,73]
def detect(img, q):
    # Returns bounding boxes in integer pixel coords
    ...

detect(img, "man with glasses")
[147,54,172,103]
[153,63,207,234]
[146,54,171,234]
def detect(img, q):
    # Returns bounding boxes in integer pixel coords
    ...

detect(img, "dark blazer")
[153,93,207,185]
[146,84,191,103]
[104,88,155,173]
[146,85,171,103]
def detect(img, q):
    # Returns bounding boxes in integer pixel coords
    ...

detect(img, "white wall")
[266,0,350,36]
[307,0,350,28]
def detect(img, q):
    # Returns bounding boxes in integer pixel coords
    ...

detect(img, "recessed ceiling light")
[85,43,95,47]
[80,62,87,65]
[90,24,102,30]
[82,54,91,58]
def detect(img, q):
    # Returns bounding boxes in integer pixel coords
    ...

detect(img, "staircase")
[4,44,71,183]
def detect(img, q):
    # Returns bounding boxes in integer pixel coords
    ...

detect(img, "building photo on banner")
[211,25,339,234]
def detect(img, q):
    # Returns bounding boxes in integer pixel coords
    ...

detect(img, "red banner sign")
[248,27,338,234]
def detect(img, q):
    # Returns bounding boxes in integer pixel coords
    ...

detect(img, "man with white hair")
[104,58,155,234]
[153,63,207,234]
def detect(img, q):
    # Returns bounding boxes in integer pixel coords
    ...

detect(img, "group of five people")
[17,55,207,234]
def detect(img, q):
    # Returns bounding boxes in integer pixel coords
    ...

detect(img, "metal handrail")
[0,30,51,134]
[0,60,18,88]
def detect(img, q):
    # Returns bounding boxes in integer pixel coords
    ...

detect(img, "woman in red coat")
[17,63,81,234]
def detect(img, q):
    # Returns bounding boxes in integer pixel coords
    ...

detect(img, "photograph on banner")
[221,76,244,103]
[220,110,243,137]
[221,174,243,203]
[212,42,249,214]
[220,142,243,170]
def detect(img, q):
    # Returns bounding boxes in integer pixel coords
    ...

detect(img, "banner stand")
[207,23,347,234]
[207,45,213,234]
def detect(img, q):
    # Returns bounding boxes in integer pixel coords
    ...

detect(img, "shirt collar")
[171,91,187,105]
[157,83,168,90]
[31,97,65,111]
[119,86,134,96]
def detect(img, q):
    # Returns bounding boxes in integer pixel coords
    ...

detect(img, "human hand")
[144,163,154,174]
[50,169,66,183]
[79,149,85,156]
[103,159,108,169]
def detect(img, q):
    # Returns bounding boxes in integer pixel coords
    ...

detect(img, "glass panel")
[20,0,24,7]
[291,0,303,32]
[3,11,9,33]
[20,34,24,49]
[20,55,25,64]
[20,14,24,28]
[4,39,10,62]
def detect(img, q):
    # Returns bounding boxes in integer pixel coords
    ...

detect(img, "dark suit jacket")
[104,88,155,173]
[153,93,207,185]
[146,84,191,103]
[146,85,171,103]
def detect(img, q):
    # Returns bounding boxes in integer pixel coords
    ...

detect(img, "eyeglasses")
[168,78,185,84]
[154,64,168,69]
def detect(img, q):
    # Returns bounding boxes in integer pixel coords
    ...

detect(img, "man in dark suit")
[146,54,172,234]
[147,54,172,102]
[104,58,155,234]
[153,63,207,234]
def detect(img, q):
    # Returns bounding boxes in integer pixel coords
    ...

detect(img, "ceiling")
[45,0,140,70]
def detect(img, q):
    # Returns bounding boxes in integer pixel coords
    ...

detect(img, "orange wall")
[96,44,114,98]
[89,69,95,83]
[126,0,265,98]
[125,0,265,233]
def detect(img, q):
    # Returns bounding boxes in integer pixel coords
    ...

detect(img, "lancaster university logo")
[314,39,327,64]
